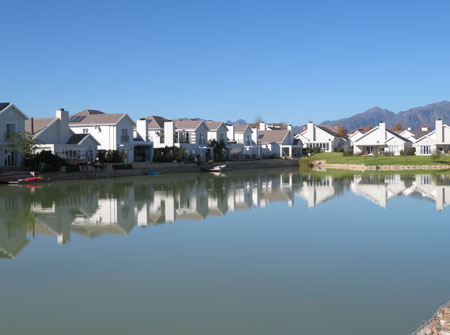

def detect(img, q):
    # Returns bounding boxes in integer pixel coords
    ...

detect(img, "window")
[121,129,129,142]
[83,128,89,134]
[245,135,250,146]
[420,145,431,155]
[198,133,205,145]
[5,123,16,140]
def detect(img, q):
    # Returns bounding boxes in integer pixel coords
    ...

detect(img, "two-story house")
[226,124,261,159]
[25,108,100,162]
[296,122,349,152]
[0,103,28,168]
[69,110,152,163]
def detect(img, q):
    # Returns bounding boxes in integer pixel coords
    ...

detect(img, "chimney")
[379,122,386,142]
[436,119,443,143]
[31,117,34,134]
[307,122,315,141]
[259,122,266,131]
[136,119,149,142]
[56,108,69,127]
[164,121,174,146]
[287,124,292,131]
[421,125,428,131]
[407,127,411,131]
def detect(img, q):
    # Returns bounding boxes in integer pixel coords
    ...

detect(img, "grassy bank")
[311,152,450,166]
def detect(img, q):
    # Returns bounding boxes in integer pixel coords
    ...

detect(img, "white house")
[135,115,169,149]
[206,121,228,143]
[0,103,28,168]
[352,122,412,155]
[25,108,100,162]
[348,129,366,146]
[398,126,430,143]
[414,119,450,155]
[69,109,152,163]
[226,124,261,159]
[296,122,349,152]
[257,127,302,158]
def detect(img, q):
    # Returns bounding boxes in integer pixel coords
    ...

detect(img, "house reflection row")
[2,172,450,258]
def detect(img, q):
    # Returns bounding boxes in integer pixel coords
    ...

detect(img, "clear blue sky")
[2,0,450,125]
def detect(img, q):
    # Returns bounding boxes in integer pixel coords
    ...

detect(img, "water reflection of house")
[350,175,407,209]
[404,175,450,211]
[0,189,29,258]
[71,197,135,237]
[296,176,336,208]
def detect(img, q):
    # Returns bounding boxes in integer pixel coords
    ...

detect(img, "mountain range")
[321,101,450,131]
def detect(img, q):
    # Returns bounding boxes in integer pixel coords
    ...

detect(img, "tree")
[9,131,37,160]
[337,125,347,137]
[428,124,432,131]
[392,123,403,131]
[363,125,373,132]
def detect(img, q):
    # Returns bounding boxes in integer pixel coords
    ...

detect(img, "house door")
[4,149,18,167]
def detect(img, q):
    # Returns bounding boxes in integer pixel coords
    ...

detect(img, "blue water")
[0,170,449,334]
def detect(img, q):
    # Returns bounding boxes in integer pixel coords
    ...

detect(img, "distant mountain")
[321,101,450,131]
[226,119,247,125]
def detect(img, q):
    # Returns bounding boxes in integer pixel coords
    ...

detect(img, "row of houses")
[3,101,450,168]
[0,103,307,168]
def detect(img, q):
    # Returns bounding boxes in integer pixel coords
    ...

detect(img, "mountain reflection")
[1,170,450,258]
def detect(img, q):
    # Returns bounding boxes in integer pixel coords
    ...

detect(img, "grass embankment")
[311,152,450,166]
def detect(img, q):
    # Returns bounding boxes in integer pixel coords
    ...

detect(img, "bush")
[97,150,124,163]
[154,146,186,162]
[343,148,353,156]
[299,157,312,169]
[24,151,66,172]
[407,147,416,156]
[337,146,344,153]
[65,164,80,172]
[431,149,441,161]
[313,147,321,154]
[112,163,133,170]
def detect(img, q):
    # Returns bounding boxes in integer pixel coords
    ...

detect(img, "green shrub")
[337,146,344,152]
[154,146,186,162]
[313,147,321,154]
[407,147,416,156]
[65,164,80,172]
[112,163,133,170]
[299,157,312,169]
[24,151,66,172]
[431,149,441,161]
[343,149,353,156]
[97,150,124,163]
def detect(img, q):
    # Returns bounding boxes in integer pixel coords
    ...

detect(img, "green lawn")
[311,152,450,166]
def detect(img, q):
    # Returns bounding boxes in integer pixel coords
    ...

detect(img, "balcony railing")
[121,135,130,143]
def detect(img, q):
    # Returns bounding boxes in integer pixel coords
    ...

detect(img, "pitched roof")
[0,102,10,112]
[234,124,251,133]
[205,121,226,131]
[25,118,57,135]
[317,125,346,138]
[69,112,126,125]
[174,119,205,130]
[144,115,169,130]
[257,130,289,144]
[72,109,105,116]
[386,129,411,142]
[66,133,89,144]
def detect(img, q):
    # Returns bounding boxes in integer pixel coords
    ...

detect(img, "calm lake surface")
[1,168,450,335]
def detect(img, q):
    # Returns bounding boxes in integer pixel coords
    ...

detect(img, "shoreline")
[313,160,450,172]
[36,159,300,182]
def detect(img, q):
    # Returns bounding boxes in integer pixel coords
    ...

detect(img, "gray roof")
[0,102,10,112]
[69,110,126,125]
[205,121,223,131]
[66,133,89,144]
[174,119,205,130]
[144,115,169,130]
[25,118,57,135]
[386,129,411,142]
[257,130,289,144]
[317,125,346,138]
[234,124,251,133]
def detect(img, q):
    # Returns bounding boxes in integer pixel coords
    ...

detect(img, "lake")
[1,169,449,335]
